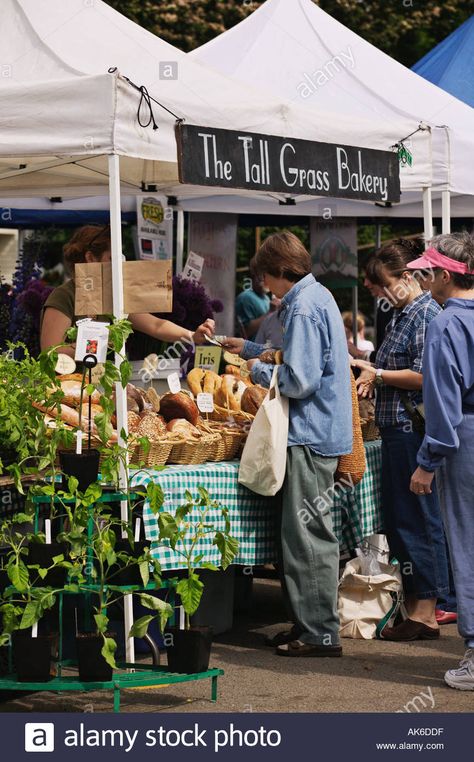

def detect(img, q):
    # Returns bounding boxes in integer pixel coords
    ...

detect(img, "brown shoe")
[265,626,302,647]
[381,618,440,641]
[276,639,342,657]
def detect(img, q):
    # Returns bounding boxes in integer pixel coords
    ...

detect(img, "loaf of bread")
[79,403,103,421]
[166,418,201,438]
[145,387,161,412]
[224,365,253,386]
[241,385,268,415]
[187,369,222,397]
[61,380,101,407]
[127,411,141,432]
[159,392,200,425]
[187,368,205,397]
[135,412,167,440]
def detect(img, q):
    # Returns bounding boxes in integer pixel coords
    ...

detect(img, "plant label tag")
[76,430,83,455]
[197,393,214,413]
[167,372,181,393]
[75,320,109,363]
[55,354,77,375]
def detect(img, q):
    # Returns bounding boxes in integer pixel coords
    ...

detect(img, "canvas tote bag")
[238,366,289,496]
[338,557,402,639]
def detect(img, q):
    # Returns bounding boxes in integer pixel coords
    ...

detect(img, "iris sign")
[176,124,400,203]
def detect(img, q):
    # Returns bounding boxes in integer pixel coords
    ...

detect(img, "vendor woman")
[40,225,214,354]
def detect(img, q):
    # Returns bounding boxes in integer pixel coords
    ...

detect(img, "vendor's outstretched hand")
[221,337,245,355]
[193,319,215,345]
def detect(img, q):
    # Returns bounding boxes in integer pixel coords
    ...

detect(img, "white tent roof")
[192,0,474,195]
[0,0,429,200]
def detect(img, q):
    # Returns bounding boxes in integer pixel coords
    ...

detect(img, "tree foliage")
[105,0,474,66]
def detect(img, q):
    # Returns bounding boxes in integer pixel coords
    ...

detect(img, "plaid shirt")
[375,292,441,428]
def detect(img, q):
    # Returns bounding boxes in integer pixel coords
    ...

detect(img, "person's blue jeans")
[437,414,474,648]
[381,426,450,600]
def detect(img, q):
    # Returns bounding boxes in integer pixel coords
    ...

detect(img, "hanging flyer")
[136,195,173,260]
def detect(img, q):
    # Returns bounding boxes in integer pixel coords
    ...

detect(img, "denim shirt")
[242,273,352,457]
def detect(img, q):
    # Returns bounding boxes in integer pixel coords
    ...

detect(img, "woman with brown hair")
[353,238,451,640]
[224,231,352,657]
[40,225,214,355]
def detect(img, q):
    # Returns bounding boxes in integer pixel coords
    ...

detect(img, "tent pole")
[442,190,451,234]
[176,208,184,274]
[373,223,382,348]
[351,286,358,345]
[422,187,433,242]
[108,153,135,667]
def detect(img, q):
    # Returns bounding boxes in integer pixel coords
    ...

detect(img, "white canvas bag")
[338,556,402,639]
[238,366,289,496]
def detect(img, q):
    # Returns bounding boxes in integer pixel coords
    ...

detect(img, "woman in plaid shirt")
[353,239,451,642]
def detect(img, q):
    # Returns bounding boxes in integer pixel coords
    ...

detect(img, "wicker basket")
[337,371,367,486]
[167,432,221,465]
[133,437,176,468]
[361,419,380,442]
[198,421,245,461]
[210,404,255,427]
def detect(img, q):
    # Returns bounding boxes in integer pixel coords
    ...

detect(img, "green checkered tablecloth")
[130,440,383,571]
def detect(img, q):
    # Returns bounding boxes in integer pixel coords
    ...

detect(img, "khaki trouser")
[277,445,340,646]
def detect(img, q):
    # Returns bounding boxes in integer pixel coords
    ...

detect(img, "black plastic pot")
[59,449,100,492]
[27,542,68,588]
[110,540,148,587]
[165,626,213,674]
[13,632,56,682]
[76,633,113,682]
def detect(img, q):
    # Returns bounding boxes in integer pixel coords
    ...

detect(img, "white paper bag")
[238,366,289,496]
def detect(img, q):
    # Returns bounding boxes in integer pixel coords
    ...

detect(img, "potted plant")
[0,512,67,682]
[152,485,239,674]
[55,318,134,492]
[60,481,172,682]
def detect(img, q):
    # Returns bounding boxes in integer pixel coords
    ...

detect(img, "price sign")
[196,393,214,413]
[167,372,182,394]
[182,251,204,282]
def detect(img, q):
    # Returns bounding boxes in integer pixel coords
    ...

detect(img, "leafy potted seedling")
[0,513,65,682]
[153,486,239,674]
[62,482,172,682]
[56,319,134,492]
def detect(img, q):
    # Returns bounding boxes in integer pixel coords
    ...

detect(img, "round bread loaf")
[166,418,201,438]
[61,380,101,407]
[135,413,167,440]
[241,385,267,415]
[159,392,199,425]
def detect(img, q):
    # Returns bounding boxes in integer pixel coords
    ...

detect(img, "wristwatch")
[374,368,384,387]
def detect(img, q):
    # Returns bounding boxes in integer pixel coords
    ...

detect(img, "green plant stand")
[0,664,224,713]
[1,492,225,711]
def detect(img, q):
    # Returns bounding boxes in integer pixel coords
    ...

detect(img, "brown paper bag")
[75,261,172,316]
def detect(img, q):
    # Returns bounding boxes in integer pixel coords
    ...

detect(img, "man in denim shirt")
[224,232,352,656]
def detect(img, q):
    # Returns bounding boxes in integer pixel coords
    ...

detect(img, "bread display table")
[130,440,383,569]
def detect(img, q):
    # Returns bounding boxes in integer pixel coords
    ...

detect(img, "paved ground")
[1,578,471,713]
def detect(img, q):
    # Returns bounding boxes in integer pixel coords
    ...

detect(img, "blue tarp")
[412,15,474,108]
[0,209,136,228]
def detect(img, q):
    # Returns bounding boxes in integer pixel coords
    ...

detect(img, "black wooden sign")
[176,124,401,203]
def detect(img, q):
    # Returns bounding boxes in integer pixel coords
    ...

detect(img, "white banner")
[136,195,173,260]
[188,213,238,336]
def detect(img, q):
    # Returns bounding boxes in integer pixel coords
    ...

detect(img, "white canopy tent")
[192,0,474,234]
[0,0,430,659]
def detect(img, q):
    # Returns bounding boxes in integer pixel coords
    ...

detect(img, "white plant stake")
[45,519,51,545]
[32,622,38,638]
[134,518,141,542]
[76,430,83,455]
[179,605,185,631]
